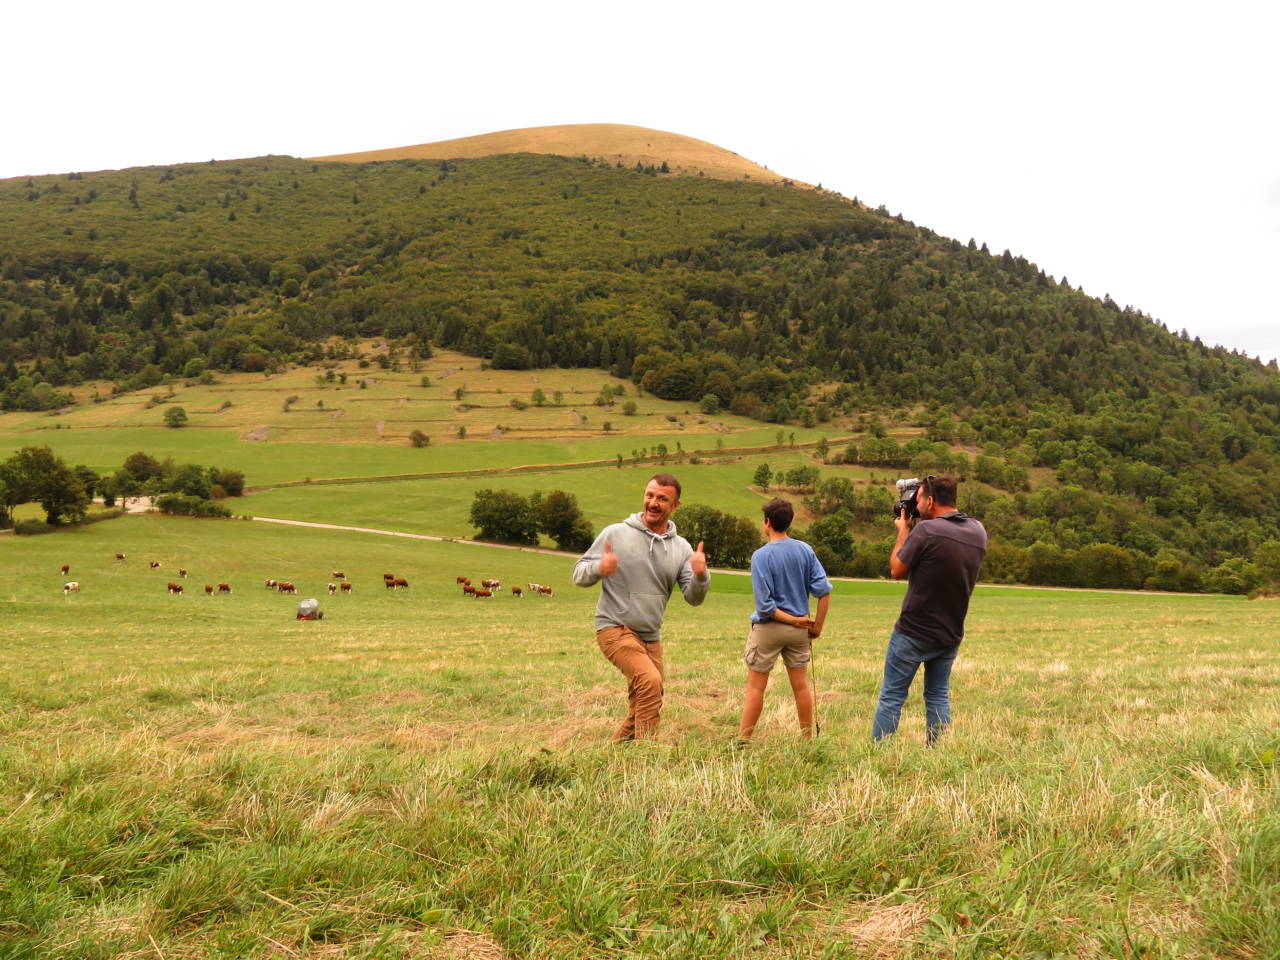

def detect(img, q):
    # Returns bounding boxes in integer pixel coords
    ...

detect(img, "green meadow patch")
[238,455,861,542]
[1,515,1278,958]
[0,348,839,486]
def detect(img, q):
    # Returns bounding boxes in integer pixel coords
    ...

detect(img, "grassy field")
[0,349,853,486]
[237,455,890,543]
[2,515,1277,958]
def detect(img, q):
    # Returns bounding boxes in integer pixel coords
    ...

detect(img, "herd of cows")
[456,575,554,599]
[56,555,557,603]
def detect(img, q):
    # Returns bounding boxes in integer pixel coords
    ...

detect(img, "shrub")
[470,489,538,544]
[216,469,245,497]
[674,503,761,569]
[155,494,232,517]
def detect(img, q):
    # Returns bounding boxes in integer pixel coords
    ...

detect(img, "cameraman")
[872,475,987,744]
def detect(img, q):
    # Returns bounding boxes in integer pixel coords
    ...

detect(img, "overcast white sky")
[6,1,1278,365]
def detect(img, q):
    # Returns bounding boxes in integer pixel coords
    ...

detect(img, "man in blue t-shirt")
[737,498,832,741]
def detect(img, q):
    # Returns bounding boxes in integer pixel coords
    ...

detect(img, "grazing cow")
[475,589,493,599]
[204,584,215,595]
[277,581,296,594]
[60,564,70,575]
[456,575,469,584]
[332,571,345,579]
[340,582,352,593]
[539,585,554,598]
[383,572,395,582]
[386,578,398,590]
[114,553,126,561]
[167,582,183,595]
[178,568,188,579]
[393,578,409,589]
[463,584,476,596]
[63,581,80,594]
[265,578,277,589]
[511,586,523,598]
[528,582,542,593]
[481,578,501,589]
[218,583,232,594]
[327,582,337,595]
[150,561,162,569]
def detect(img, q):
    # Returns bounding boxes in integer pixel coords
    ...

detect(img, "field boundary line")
[241,437,860,492]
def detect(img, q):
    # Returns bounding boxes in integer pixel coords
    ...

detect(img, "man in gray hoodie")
[573,473,710,741]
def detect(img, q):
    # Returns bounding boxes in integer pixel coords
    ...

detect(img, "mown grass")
[2,515,1278,958]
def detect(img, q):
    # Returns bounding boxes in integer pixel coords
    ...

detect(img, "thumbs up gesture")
[691,541,707,577]
[599,540,619,577]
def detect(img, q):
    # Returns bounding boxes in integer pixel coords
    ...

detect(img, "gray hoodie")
[572,513,711,642]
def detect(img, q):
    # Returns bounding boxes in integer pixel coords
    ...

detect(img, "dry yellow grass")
[312,123,809,187]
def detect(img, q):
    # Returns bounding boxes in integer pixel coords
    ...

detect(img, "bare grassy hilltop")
[311,122,809,186]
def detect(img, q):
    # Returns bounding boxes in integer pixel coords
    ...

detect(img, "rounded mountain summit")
[311,123,807,187]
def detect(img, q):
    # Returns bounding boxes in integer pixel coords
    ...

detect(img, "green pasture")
[0,349,849,486]
[1,515,1278,958]
[239,454,889,542]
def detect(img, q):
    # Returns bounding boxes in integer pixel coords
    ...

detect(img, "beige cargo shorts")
[744,620,812,673]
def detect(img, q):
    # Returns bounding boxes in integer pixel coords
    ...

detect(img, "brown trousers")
[596,626,664,741]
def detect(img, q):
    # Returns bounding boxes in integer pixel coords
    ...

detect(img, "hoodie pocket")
[621,593,668,636]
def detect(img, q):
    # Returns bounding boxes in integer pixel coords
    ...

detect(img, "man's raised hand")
[599,540,619,577]
[690,541,707,577]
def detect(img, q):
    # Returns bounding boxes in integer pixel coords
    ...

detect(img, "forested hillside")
[2,150,1278,590]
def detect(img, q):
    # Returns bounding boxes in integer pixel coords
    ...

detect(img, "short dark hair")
[649,473,681,500]
[762,498,794,532]
[923,475,957,507]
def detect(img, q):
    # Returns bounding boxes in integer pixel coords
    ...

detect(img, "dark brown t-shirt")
[894,512,988,648]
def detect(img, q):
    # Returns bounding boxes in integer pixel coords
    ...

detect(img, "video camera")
[894,477,922,520]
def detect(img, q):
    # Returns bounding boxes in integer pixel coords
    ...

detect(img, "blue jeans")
[872,630,958,744]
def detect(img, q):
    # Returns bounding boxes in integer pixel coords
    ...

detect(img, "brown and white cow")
[167,582,183,594]
[327,582,338,595]
[332,571,346,580]
[60,564,70,575]
[204,584,215,595]
[511,586,523,598]
[150,561,162,569]
[218,583,232,594]
[339,582,352,593]
[63,581,80,594]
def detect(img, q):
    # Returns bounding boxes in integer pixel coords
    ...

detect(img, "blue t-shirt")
[749,537,832,624]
